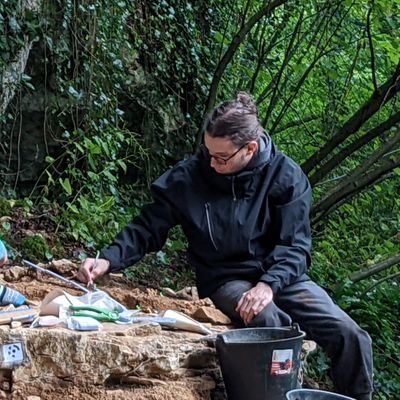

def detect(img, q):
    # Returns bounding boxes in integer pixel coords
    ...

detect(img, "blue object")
[0,285,27,306]
[0,240,7,264]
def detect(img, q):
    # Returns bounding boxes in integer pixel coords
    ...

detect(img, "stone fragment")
[3,266,27,282]
[192,307,231,325]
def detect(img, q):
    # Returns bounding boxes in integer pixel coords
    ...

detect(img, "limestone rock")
[2,267,27,282]
[48,259,78,275]
[0,322,219,400]
[192,307,232,325]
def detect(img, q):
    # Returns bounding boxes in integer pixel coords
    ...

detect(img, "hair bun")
[236,92,256,113]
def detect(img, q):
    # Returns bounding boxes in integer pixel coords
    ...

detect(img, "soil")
[2,260,211,316]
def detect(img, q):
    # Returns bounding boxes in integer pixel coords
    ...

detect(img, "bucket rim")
[217,326,306,344]
[286,388,356,400]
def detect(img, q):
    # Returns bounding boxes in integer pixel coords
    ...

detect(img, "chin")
[213,167,230,175]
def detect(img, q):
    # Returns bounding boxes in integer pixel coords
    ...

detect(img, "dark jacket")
[101,136,312,298]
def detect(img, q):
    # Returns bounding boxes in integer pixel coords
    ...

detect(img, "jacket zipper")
[231,177,237,202]
[205,202,218,250]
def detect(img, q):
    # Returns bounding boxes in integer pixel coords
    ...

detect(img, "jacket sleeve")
[259,165,312,293]
[100,172,179,272]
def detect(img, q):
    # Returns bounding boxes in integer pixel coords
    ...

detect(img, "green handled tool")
[69,305,120,322]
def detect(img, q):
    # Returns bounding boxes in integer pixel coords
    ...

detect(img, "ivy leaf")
[59,178,72,195]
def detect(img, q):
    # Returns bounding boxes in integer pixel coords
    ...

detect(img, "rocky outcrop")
[0,323,221,400]
[0,0,41,115]
[0,262,317,399]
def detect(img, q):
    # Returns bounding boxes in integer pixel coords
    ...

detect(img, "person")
[77,92,373,399]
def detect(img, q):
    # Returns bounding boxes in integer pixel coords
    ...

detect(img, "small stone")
[192,306,231,325]
[3,266,27,282]
[11,321,22,329]
[49,259,77,274]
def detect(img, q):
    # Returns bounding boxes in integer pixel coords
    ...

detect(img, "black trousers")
[210,278,373,400]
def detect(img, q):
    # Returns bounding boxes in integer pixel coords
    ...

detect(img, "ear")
[246,141,258,155]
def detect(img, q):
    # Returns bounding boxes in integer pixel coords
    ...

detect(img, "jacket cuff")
[99,249,124,273]
[259,274,282,294]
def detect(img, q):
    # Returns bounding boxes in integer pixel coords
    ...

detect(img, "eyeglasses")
[201,142,249,165]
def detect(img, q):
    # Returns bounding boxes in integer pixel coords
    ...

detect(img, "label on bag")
[270,349,293,375]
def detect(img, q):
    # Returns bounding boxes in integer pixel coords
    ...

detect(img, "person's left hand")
[235,282,273,325]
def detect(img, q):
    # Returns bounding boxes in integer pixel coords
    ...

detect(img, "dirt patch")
[1,260,212,317]
[12,379,216,400]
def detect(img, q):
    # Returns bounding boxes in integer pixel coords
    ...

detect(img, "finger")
[239,298,253,322]
[235,291,248,312]
[245,299,264,324]
[241,293,255,315]
[77,259,94,283]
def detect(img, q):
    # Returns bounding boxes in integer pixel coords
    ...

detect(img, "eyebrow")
[203,145,228,156]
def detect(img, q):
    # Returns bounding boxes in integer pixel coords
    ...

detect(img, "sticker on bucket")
[270,349,293,375]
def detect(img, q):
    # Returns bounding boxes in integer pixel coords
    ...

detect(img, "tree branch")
[195,0,288,147]
[361,271,400,295]
[269,2,350,134]
[366,1,378,92]
[350,254,400,283]
[312,151,400,223]
[262,10,304,126]
[302,61,400,175]
[273,115,320,134]
[309,111,400,185]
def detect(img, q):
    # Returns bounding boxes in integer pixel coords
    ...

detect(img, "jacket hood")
[199,133,273,198]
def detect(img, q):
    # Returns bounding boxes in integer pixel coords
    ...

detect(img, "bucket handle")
[292,323,301,332]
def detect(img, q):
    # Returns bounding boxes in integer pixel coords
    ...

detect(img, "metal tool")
[130,316,177,327]
[22,259,89,293]
[87,251,99,292]
[69,305,119,322]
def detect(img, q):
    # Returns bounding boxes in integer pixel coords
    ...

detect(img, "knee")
[332,318,372,349]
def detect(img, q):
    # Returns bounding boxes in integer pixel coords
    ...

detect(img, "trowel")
[22,259,90,293]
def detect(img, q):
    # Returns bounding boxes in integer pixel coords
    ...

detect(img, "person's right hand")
[77,257,110,286]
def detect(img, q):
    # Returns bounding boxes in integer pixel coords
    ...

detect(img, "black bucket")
[286,389,355,400]
[216,325,306,400]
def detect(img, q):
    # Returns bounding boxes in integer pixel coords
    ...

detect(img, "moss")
[0,198,11,216]
[20,234,51,262]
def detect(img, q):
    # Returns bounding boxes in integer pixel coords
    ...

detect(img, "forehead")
[204,133,236,153]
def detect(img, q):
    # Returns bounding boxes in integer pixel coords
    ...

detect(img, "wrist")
[257,281,271,290]
[103,259,111,273]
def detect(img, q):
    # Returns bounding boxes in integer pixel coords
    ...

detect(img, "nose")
[210,156,218,169]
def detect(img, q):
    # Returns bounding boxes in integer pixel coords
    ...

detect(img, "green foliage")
[0,198,11,216]
[125,226,194,290]
[0,1,39,66]
[20,234,51,262]
[310,179,400,398]
[1,0,400,396]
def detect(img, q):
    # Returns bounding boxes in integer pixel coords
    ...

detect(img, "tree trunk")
[0,0,41,115]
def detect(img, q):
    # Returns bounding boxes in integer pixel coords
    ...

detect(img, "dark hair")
[204,92,263,145]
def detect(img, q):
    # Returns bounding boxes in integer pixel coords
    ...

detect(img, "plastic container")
[216,325,306,400]
[0,240,7,266]
[0,285,27,306]
[286,389,355,400]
